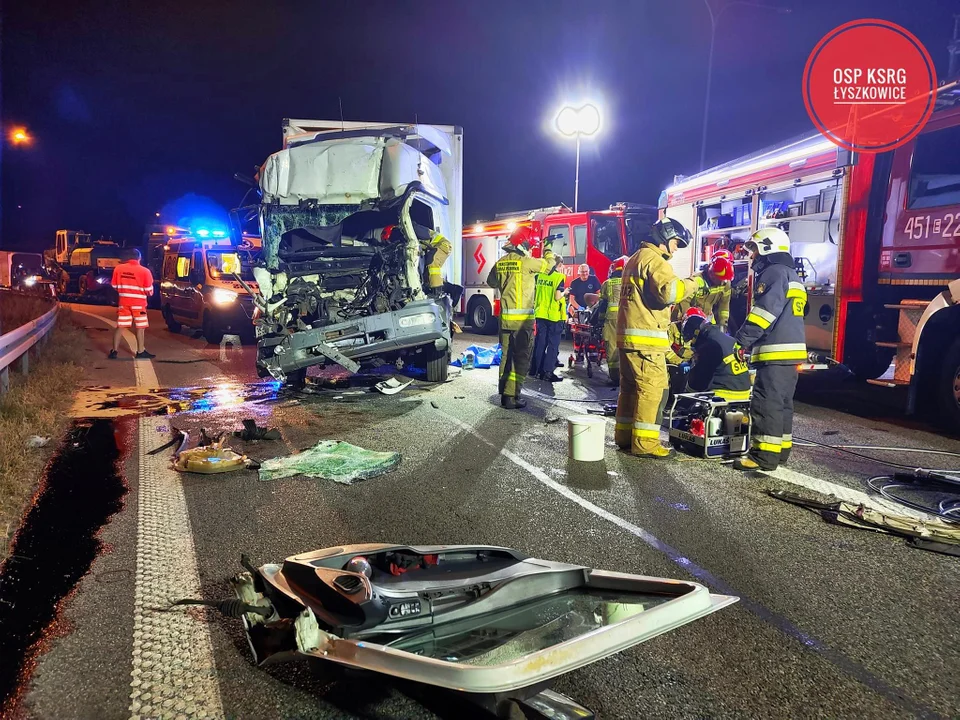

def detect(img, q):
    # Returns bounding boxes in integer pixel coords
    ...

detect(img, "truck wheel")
[202,312,224,345]
[286,368,307,390]
[425,350,450,383]
[78,274,89,295]
[468,297,497,335]
[937,337,960,433]
[163,306,182,333]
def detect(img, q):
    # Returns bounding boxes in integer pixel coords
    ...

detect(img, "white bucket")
[568,415,606,462]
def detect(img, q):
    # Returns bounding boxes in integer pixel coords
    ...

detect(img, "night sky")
[1,0,956,249]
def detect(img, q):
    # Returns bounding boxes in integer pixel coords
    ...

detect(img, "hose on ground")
[793,435,960,479]
[866,475,960,524]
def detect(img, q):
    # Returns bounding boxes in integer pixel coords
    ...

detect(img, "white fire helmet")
[746,227,790,256]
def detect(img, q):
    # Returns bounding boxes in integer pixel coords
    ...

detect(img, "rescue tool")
[229,544,738,718]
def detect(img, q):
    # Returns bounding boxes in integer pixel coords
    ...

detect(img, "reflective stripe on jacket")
[487,244,556,330]
[736,258,807,365]
[687,323,752,397]
[616,243,704,353]
[599,276,622,323]
[112,260,153,307]
[534,270,566,322]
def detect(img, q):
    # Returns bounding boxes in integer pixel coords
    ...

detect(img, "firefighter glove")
[733,343,747,364]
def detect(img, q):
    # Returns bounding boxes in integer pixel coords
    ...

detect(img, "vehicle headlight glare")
[211,288,238,305]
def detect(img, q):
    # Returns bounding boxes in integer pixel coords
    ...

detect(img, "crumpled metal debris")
[259,440,401,485]
[373,377,413,395]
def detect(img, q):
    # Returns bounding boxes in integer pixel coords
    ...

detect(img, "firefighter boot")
[634,444,674,459]
[501,394,527,410]
[733,456,762,471]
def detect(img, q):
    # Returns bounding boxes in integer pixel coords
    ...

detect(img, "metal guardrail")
[0,304,58,394]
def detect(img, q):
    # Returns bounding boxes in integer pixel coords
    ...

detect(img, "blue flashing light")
[212,230,226,238]
[197,228,211,237]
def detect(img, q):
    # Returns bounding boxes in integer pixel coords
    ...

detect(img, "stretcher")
[568,307,606,378]
[231,544,737,718]
[666,392,752,459]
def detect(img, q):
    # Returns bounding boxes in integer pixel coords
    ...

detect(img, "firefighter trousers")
[748,363,798,469]
[602,321,619,380]
[426,239,452,289]
[499,325,533,398]
[615,350,669,455]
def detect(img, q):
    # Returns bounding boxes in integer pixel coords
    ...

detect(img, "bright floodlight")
[555,104,601,137]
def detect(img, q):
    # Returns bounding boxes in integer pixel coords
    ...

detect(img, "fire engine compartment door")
[294,570,737,694]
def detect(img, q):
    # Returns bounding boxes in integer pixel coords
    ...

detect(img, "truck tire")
[425,350,450,383]
[202,312,224,345]
[78,274,90,295]
[163,306,182,334]
[937,337,960,433]
[468,297,497,335]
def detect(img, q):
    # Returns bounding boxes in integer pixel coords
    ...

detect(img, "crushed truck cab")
[248,120,463,384]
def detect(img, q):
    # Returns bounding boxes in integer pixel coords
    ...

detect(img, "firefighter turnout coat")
[487,244,557,396]
[615,242,705,454]
[686,323,751,400]
[598,272,622,372]
[735,253,807,469]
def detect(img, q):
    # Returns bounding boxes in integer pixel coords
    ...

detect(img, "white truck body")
[278,119,463,287]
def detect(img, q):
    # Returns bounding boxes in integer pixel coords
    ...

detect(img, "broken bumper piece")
[230,544,738,695]
[257,299,448,380]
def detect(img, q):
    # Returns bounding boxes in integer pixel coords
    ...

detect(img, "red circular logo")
[803,19,937,153]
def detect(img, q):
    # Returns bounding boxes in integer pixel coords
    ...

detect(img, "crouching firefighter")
[596,255,627,387]
[733,227,807,471]
[680,308,751,400]
[486,226,557,409]
[616,218,712,457]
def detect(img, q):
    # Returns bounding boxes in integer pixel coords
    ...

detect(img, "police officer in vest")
[733,227,807,470]
[486,226,558,409]
[530,258,567,382]
[616,218,712,457]
[596,255,626,387]
[680,308,752,401]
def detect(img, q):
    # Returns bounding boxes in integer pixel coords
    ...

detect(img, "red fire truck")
[461,203,659,333]
[660,83,960,431]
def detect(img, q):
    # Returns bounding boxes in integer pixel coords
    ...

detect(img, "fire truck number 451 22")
[903,213,960,240]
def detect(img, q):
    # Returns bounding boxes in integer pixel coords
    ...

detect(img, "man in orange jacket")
[109,247,156,359]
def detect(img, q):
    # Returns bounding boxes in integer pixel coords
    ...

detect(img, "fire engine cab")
[661,81,960,432]
[461,202,658,333]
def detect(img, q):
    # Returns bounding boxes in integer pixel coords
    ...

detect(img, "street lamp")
[9,126,32,146]
[699,1,790,171]
[555,103,602,212]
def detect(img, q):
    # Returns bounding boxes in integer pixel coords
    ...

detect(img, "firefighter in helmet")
[733,227,807,471]
[486,226,557,409]
[680,308,751,400]
[615,217,714,457]
[673,250,735,331]
[384,223,453,296]
[596,255,627,387]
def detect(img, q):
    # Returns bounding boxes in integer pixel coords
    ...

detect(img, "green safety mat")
[259,440,401,485]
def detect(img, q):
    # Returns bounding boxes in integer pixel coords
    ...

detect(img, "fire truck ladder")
[866,300,928,388]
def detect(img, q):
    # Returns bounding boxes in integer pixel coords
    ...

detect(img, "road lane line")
[436,409,939,719]
[128,414,224,719]
[762,466,934,521]
[70,308,159,387]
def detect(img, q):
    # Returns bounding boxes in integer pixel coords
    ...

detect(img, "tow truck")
[660,80,960,432]
[461,202,658,333]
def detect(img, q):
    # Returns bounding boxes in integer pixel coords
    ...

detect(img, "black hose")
[156,597,272,618]
[794,435,959,476]
[866,475,960,524]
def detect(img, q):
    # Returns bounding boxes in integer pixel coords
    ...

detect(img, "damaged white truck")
[242,119,463,385]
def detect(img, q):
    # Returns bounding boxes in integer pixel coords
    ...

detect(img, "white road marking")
[70,308,159,387]
[128,415,224,719]
[761,465,934,521]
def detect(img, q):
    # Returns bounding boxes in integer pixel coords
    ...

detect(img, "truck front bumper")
[257,299,450,380]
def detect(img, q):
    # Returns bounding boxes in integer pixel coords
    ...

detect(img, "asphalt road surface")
[17,305,960,719]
